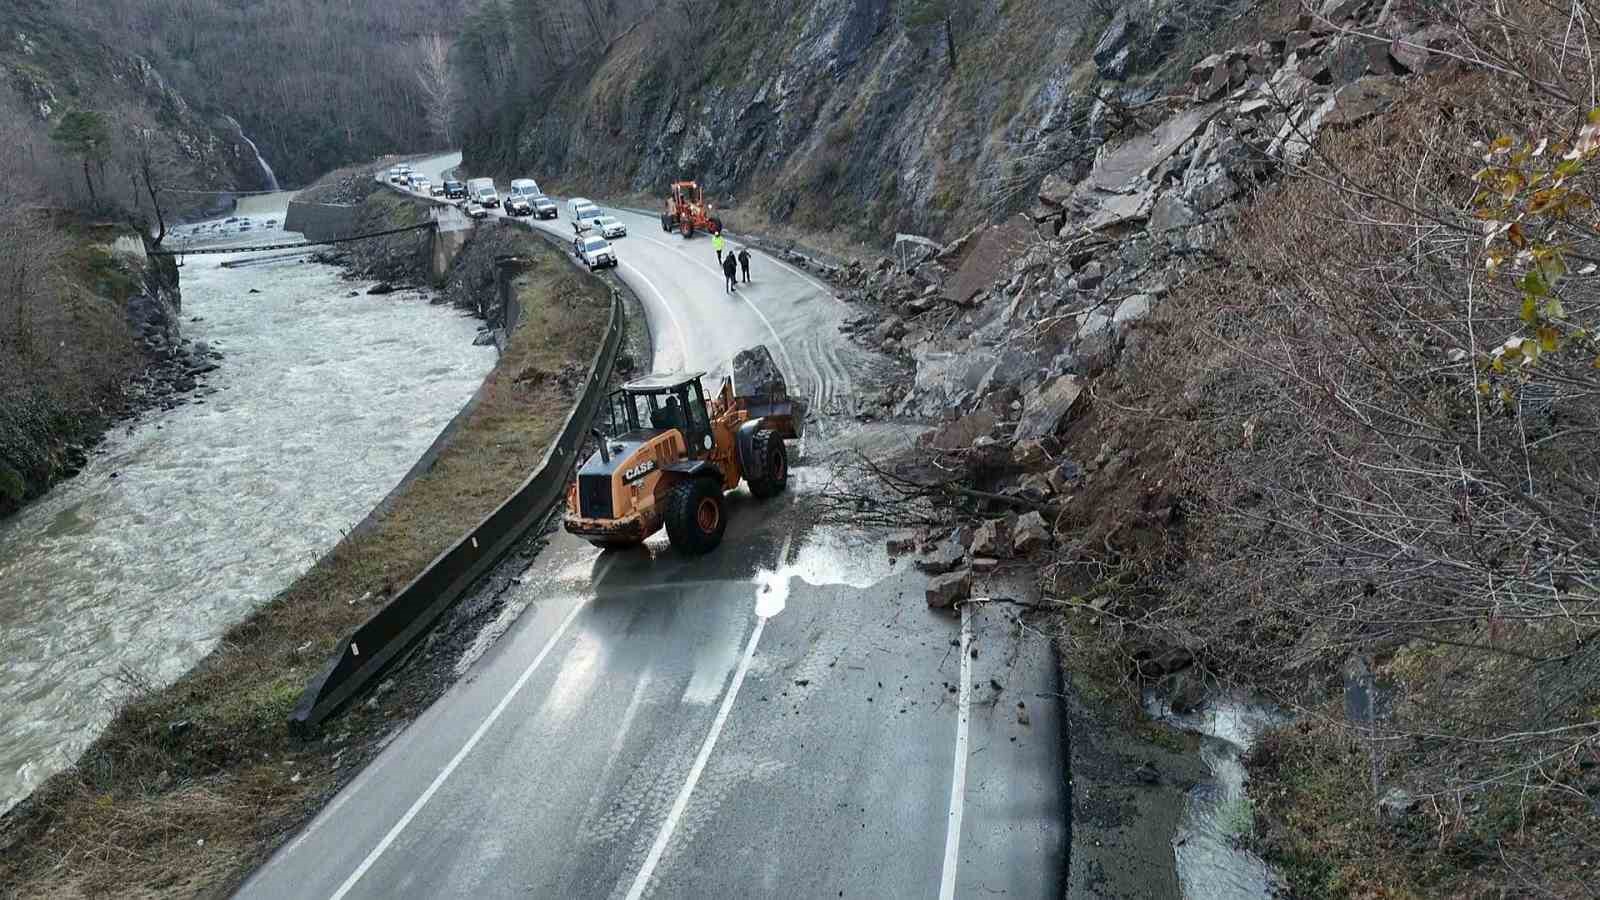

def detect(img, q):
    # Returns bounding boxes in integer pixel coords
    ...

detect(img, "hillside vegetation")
[71,0,475,185]
[812,0,1600,893]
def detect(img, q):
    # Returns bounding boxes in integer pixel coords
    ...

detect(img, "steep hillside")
[463,0,1259,242]
[1,0,266,217]
[76,0,474,185]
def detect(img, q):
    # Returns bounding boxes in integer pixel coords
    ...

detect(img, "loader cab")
[605,373,713,456]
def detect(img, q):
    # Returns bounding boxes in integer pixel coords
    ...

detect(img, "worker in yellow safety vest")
[713,231,726,264]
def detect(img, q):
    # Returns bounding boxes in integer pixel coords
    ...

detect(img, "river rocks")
[926,569,973,608]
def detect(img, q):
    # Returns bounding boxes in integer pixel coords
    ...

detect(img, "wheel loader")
[563,347,806,554]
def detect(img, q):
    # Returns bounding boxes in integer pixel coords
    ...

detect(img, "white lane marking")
[617,259,691,366]
[623,533,794,900]
[327,595,590,900]
[631,233,800,385]
[939,603,974,900]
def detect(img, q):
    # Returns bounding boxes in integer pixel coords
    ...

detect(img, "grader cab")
[563,347,805,554]
[661,180,722,238]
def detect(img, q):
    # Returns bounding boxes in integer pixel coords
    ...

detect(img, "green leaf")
[1544,297,1566,319]
[1521,270,1549,300]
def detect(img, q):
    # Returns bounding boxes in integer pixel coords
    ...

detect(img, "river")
[0,204,494,814]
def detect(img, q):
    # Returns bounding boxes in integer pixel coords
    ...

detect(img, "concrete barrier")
[288,282,625,734]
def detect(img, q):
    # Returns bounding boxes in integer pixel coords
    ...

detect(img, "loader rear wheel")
[661,213,672,232]
[665,478,726,555]
[680,219,693,238]
[746,429,788,499]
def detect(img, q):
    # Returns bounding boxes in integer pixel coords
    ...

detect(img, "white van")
[567,197,603,231]
[467,177,500,208]
[508,178,541,202]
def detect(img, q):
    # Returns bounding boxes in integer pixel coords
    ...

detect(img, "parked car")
[567,197,604,231]
[444,180,467,199]
[387,167,402,183]
[504,194,534,217]
[430,185,445,197]
[531,195,558,219]
[594,216,628,239]
[573,234,618,270]
[411,176,432,193]
[464,201,490,220]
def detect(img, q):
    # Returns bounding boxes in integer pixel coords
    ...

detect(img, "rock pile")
[841,0,1435,453]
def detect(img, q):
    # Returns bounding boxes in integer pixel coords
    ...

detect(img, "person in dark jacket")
[737,247,752,284]
[722,251,739,293]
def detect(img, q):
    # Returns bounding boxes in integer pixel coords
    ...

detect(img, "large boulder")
[971,518,1013,559]
[1013,511,1052,556]
[926,569,974,609]
[1013,375,1084,443]
[733,344,788,397]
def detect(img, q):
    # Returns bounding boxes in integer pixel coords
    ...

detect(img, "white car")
[412,176,432,193]
[573,234,617,270]
[387,167,402,183]
[463,201,490,220]
[594,216,627,239]
[567,198,604,231]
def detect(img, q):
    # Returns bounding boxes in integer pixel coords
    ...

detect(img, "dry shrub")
[1073,0,1600,892]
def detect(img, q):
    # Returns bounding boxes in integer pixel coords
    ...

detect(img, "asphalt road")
[238,155,1066,899]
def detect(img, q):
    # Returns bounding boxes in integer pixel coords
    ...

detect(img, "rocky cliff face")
[839,0,1446,426]
[467,0,1259,242]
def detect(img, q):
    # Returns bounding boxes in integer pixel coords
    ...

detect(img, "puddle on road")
[1144,692,1289,900]
[751,528,896,621]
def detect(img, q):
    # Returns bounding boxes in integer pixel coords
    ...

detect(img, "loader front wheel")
[746,429,788,499]
[665,478,726,555]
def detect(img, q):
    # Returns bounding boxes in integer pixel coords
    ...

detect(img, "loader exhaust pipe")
[593,428,610,463]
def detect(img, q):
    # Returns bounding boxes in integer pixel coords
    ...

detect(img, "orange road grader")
[563,347,804,554]
[660,180,722,238]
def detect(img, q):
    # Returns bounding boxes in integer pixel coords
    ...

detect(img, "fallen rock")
[1013,511,1052,555]
[1012,438,1052,468]
[886,530,920,555]
[971,518,1012,559]
[1324,76,1399,128]
[925,409,997,451]
[970,557,1000,573]
[1013,375,1084,443]
[926,569,973,609]
[915,539,965,574]
[1114,293,1153,325]
[367,282,395,295]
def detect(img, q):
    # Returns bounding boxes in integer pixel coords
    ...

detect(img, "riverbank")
[0,231,622,897]
[0,213,214,521]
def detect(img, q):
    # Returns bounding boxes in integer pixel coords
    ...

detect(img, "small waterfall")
[224,114,280,192]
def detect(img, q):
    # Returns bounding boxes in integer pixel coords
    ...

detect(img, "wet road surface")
[239,156,1066,899]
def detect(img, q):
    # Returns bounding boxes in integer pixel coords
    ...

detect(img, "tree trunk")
[944,15,958,71]
[145,174,166,245]
[81,159,97,208]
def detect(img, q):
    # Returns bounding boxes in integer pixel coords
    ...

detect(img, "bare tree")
[415,33,457,147]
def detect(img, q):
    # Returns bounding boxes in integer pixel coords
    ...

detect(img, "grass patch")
[0,232,612,898]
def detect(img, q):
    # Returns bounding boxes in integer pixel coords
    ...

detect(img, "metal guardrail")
[287,285,626,734]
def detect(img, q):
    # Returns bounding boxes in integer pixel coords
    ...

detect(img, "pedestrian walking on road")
[722,251,739,293]
[713,231,726,265]
[737,247,752,284]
